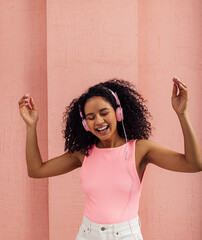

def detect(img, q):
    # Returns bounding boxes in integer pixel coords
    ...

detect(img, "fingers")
[172,76,187,88]
[29,97,37,110]
[171,76,189,100]
[171,82,178,99]
[172,76,188,96]
[18,94,29,103]
[18,94,33,109]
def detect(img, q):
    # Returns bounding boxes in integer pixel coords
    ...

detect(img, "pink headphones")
[79,88,124,132]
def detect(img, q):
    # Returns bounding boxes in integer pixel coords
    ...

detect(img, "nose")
[95,114,104,125]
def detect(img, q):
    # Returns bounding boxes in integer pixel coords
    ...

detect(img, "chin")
[97,133,114,141]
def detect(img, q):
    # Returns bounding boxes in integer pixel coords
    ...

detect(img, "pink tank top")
[79,139,146,224]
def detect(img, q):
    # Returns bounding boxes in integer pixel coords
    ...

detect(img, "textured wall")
[47,1,138,239]
[0,1,48,240]
[138,0,202,239]
[48,0,202,239]
[1,0,201,240]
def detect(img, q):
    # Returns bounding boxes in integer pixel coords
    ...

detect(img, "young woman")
[18,77,201,240]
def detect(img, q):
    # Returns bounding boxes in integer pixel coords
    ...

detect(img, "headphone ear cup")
[116,107,124,122]
[82,119,90,131]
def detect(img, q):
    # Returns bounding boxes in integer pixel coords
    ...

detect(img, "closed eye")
[87,112,108,120]
[88,117,94,120]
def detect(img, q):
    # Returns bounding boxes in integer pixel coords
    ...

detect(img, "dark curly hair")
[62,78,153,156]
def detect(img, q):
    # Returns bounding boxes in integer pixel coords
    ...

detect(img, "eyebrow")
[86,108,110,117]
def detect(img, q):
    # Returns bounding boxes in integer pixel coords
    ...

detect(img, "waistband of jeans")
[82,214,141,232]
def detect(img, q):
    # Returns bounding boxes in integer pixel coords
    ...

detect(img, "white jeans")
[76,214,143,240]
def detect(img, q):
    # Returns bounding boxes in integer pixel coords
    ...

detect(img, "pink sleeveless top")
[79,139,146,224]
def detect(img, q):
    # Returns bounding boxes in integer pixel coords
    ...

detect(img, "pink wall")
[138,1,202,239]
[47,1,138,239]
[47,1,202,240]
[0,1,49,240]
[1,0,201,240]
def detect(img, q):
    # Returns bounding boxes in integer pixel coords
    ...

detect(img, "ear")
[116,107,124,121]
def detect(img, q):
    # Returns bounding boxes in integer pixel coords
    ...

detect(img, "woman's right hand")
[18,94,39,127]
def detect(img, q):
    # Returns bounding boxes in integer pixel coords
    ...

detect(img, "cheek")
[108,115,117,126]
[86,120,94,129]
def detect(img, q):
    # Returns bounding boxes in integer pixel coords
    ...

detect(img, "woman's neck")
[96,137,126,148]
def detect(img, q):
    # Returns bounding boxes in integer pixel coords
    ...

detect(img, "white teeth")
[97,125,108,131]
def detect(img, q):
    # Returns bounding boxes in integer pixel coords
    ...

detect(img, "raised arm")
[18,94,82,179]
[26,125,82,178]
[143,77,202,173]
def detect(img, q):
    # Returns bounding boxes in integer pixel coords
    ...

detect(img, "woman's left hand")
[171,76,189,116]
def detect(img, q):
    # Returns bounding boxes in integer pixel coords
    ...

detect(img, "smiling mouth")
[96,125,109,133]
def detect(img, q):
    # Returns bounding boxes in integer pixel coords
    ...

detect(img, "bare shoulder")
[135,139,150,166]
[134,139,151,183]
[75,149,86,166]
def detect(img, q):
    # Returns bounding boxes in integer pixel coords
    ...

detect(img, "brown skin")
[20,77,201,179]
[84,96,125,148]
[82,96,148,182]
[78,76,202,183]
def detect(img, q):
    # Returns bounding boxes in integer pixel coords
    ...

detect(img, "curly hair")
[62,78,153,156]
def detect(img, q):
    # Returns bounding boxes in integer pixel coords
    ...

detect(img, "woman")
[18,77,201,240]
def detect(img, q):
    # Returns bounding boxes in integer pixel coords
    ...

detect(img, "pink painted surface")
[0,0,201,240]
[0,1,48,240]
[48,1,202,240]
[47,1,138,239]
[138,0,202,239]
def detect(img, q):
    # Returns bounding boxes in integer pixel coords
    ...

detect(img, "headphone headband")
[107,89,121,105]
